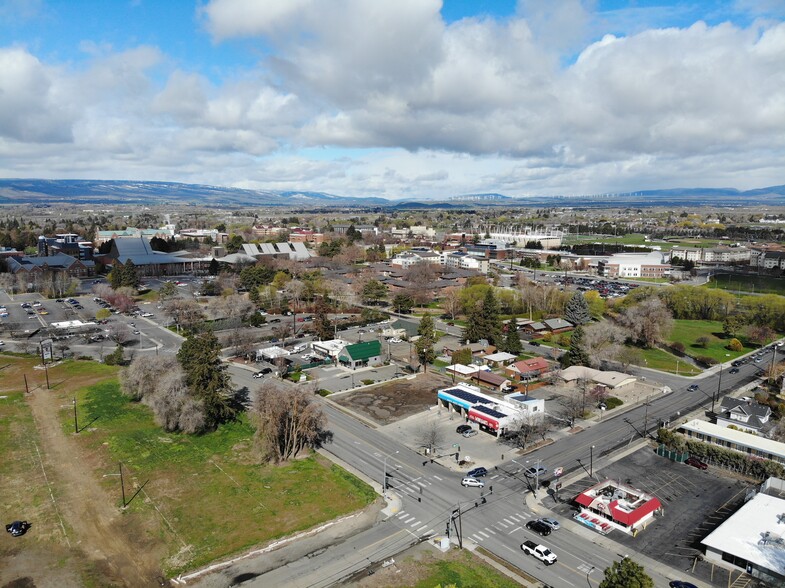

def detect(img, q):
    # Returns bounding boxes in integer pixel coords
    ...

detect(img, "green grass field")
[667,319,756,363]
[67,373,376,574]
[409,550,522,588]
[707,273,785,296]
[639,346,701,376]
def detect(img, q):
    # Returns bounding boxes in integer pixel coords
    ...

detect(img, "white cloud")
[0,1,784,197]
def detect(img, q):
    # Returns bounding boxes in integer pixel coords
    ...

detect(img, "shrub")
[361,379,374,385]
[696,335,711,348]
[541,333,552,342]
[696,355,718,366]
[605,397,623,410]
[317,389,331,397]
[671,341,685,354]
[727,338,743,352]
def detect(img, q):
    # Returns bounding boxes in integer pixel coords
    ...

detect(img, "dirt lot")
[0,356,165,588]
[333,372,452,425]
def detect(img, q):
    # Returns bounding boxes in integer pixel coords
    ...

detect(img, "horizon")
[1,1,784,199]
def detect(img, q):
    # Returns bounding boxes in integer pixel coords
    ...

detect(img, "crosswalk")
[466,510,531,544]
[392,510,436,537]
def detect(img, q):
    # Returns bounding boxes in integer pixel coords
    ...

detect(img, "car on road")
[524,466,547,478]
[687,384,699,391]
[389,337,403,343]
[462,429,478,438]
[537,517,560,531]
[5,520,30,537]
[525,519,552,536]
[529,341,541,346]
[729,367,739,374]
[461,477,485,488]
[669,582,698,588]
[132,330,141,335]
[456,424,472,434]
[467,467,488,478]
[520,540,556,565]
[253,367,273,378]
[685,456,708,470]
[0,341,5,346]
[141,312,154,317]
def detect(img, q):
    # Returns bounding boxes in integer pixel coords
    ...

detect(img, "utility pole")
[73,397,78,434]
[643,394,650,438]
[119,462,126,507]
[713,362,723,414]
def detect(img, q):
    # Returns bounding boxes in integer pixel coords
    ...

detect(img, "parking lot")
[548,446,753,585]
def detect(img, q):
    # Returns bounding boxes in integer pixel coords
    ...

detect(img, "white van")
[292,344,308,354]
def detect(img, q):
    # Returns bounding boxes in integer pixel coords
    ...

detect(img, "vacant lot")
[667,319,758,362]
[334,371,451,425]
[0,354,376,585]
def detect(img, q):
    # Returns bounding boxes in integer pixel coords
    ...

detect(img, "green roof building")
[338,340,383,369]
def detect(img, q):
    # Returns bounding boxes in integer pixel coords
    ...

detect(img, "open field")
[707,273,785,296]
[667,319,757,363]
[0,354,376,585]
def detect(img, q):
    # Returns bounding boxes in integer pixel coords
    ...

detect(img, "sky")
[1,0,784,200]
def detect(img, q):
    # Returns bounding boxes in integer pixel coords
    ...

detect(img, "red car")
[685,456,708,470]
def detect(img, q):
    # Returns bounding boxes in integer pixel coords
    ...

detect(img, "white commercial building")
[702,488,785,584]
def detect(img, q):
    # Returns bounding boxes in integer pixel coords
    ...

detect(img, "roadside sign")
[554,467,564,477]
[40,339,53,362]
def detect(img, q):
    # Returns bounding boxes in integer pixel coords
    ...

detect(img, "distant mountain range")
[0,178,784,209]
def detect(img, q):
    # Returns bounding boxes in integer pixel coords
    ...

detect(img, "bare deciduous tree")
[107,322,131,345]
[557,388,586,427]
[619,297,673,348]
[582,322,627,368]
[442,287,461,320]
[253,380,327,462]
[121,355,180,401]
[416,420,445,455]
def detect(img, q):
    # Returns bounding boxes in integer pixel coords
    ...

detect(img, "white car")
[389,337,403,343]
[461,477,485,488]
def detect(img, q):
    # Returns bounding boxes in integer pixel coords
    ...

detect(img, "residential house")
[715,397,772,434]
[506,357,551,381]
[482,352,518,367]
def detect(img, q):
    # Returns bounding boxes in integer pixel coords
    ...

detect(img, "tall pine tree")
[501,324,523,355]
[463,288,503,345]
[177,331,237,429]
[565,291,591,326]
[415,313,437,372]
[564,325,590,367]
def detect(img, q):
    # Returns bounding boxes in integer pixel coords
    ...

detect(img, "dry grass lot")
[334,371,452,425]
[0,354,376,586]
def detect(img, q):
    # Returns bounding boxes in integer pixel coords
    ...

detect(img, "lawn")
[61,364,376,575]
[707,273,785,296]
[667,319,757,363]
[639,346,701,376]
[410,551,522,588]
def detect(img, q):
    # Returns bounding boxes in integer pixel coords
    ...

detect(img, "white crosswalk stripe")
[410,520,422,527]
[484,527,496,535]
[478,531,489,538]
[508,515,521,522]
[496,520,509,528]
[403,516,416,523]
[471,534,484,542]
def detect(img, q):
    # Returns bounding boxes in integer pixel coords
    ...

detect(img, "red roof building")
[574,480,662,535]
[505,357,551,381]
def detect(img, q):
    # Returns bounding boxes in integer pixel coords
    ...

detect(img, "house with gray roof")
[716,397,772,434]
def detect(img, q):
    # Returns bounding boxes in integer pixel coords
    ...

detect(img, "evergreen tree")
[564,326,590,367]
[565,291,591,326]
[463,288,502,345]
[121,260,140,289]
[313,298,333,340]
[177,331,237,429]
[415,314,437,372]
[208,258,220,276]
[501,324,522,355]
[598,558,653,588]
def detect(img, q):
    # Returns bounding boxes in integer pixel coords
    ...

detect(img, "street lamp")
[382,451,399,493]
[713,361,723,414]
[586,565,595,587]
[525,458,543,498]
